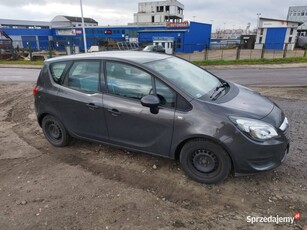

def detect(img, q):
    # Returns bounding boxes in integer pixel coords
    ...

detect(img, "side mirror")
[141,94,160,107]
[141,95,160,114]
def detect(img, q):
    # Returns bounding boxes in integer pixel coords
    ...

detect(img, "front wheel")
[180,139,231,184]
[42,115,70,147]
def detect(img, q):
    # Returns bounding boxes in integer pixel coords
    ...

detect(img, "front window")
[145,57,222,99]
[106,61,152,100]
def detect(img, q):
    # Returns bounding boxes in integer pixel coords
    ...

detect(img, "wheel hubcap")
[192,149,218,173]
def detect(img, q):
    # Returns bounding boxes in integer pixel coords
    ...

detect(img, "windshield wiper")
[210,82,228,100]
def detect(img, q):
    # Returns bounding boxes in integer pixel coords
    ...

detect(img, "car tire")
[42,115,70,147]
[180,139,231,184]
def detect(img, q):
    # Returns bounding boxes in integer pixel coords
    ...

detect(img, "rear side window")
[66,61,100,93]
[49,61,71,84]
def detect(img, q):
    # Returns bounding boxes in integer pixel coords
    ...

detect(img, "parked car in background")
[34,51,290,184]
[142,45,165,53]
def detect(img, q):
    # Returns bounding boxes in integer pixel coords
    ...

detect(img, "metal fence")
[1,40,307,61]
[0,38,141,60]
[176,43,307,62]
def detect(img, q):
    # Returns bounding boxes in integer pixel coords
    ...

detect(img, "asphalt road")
[207,67,307,86]
[0,67,306,86]
[0,68,40,82]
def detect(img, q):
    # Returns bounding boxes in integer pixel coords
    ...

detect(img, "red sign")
[75,30,82,34]
[166,21,189,28]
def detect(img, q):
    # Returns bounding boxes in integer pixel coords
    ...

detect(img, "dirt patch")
[0,83,306,229]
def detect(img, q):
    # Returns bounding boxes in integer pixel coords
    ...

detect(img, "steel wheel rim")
[192,149,218,173]
[46,121,62,141]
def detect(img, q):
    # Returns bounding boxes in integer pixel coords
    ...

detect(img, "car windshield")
[143,45,154,51]
[145,57,221,99]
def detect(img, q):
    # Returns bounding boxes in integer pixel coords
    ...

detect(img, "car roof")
[45,51,171,64]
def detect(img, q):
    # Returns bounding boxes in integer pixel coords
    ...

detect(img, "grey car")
[143,45,165,53]
[34,51,290,184]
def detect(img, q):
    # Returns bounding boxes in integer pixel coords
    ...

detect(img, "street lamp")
[210,20,214,32]
[256,13,261,28]
[80,0,88,53]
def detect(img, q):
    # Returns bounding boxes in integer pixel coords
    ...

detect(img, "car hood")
[206,83,275,121]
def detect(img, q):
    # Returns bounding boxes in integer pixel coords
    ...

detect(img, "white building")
[0,18,50,29]
[132,0,184,25]
[51,15,98,28]
[254,18,302,50]
[287,6,307,36]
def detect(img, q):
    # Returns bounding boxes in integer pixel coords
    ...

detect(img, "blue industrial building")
[2,28,52,50]
[0,18,211,53]
[138,22,211,53]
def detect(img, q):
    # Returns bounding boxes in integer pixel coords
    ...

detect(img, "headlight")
[230,117,278,141]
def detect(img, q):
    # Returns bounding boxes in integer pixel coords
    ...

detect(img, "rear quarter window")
[49,61,72,84]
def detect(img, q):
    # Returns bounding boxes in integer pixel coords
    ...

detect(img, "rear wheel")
[180,139,231,184]
[42,115,70,147]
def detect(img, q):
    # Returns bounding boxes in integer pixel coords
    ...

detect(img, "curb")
[0,64,42,69]
[248,85,307,88]
[203,63,307,70]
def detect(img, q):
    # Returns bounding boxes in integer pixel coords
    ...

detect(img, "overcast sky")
[0,0,306,31]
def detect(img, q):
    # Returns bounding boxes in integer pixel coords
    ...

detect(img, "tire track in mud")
[13,124,248,214]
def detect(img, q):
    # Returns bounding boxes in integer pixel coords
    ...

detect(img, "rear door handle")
[107,108,121,116]
[86,103,99,110]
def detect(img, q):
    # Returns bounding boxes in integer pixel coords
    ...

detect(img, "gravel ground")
[0,83,306,230]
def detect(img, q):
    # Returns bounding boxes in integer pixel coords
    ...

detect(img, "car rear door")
[56,60,108,141]
[103,61,175,157]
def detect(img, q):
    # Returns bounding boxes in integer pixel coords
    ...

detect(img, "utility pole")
[80,0,88,53]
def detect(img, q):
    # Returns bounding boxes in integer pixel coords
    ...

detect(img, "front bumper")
[226,117,290,175]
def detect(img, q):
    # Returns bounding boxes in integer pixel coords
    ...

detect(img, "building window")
[156,6,163,12]
[293,13,296,16]
[166,6,170,12]
[259,37,262,44]
[152,16,154,23]
[288,37,292,43]
[290,28,294,35]
[260,28,264,35]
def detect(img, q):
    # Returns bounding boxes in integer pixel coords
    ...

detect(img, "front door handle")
[107,108,121,116]
[86,103,98,110]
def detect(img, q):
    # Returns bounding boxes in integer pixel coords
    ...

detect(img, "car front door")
[56,60,108,141]
[103,61,175,157]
